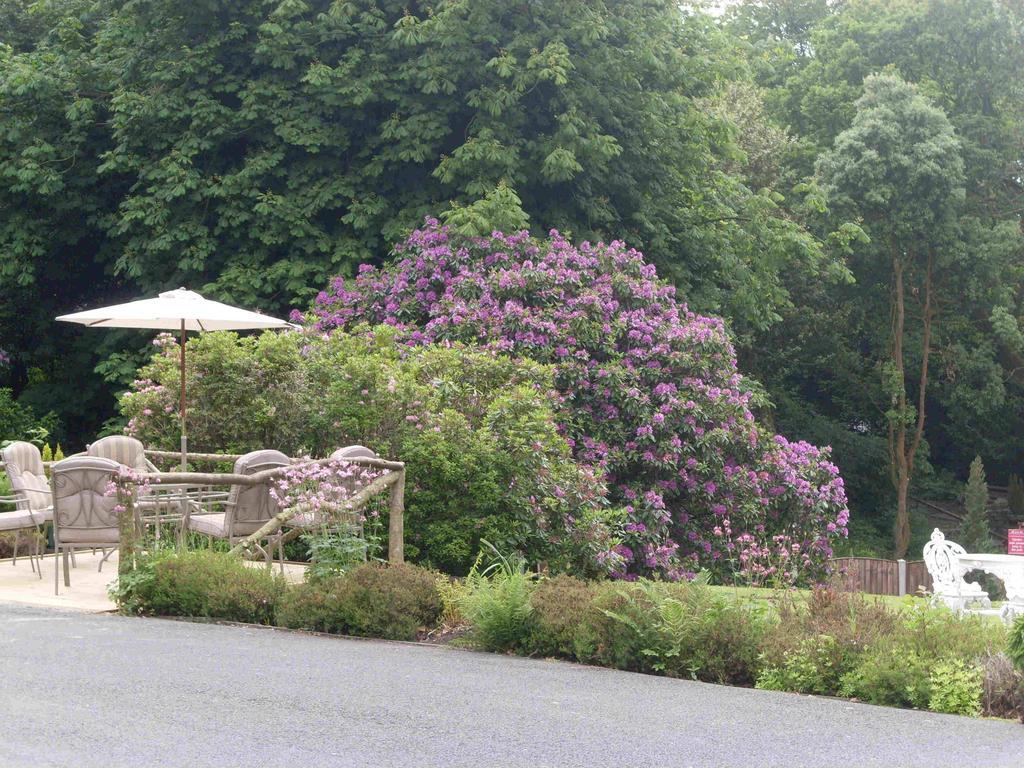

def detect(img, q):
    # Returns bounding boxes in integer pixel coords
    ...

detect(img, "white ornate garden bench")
[923,528,1024,622]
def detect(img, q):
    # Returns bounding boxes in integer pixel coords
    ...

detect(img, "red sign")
[1009,529,1024,556]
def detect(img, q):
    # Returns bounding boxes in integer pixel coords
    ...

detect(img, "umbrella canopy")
[55,288,292,331]
[57,288,293,467]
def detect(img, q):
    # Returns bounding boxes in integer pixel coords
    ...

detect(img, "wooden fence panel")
[832,557,932,596]
[905,561,933,596]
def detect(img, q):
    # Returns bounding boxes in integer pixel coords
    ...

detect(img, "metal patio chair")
[51,456,135,594]
[0,441,54,577]
[183,449,290,564]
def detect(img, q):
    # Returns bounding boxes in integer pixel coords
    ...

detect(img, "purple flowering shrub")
[306,220,849,583]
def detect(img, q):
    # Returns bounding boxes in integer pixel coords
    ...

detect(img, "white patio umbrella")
[57,288,293,468]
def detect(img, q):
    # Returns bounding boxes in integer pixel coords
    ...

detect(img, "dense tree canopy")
[0,0,835,444]
[728,0,1024,551]
[2,0,1024,559]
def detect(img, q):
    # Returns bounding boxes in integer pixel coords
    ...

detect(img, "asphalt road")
[1,602,1023,767]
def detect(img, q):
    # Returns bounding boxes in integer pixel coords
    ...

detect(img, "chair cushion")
[0,508,51,531]
[330,445,378,461]
[57,527,121,545]
[2,441,52,512]
[87,436,153,473]
[187,514,266,539]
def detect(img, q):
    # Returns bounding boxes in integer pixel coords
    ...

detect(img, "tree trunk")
[889,249,935,560]
[894,473,911,558]
[890,252,910,557]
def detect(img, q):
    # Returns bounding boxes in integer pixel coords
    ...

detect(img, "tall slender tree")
[817,74,964,556]
[960,455,991,552]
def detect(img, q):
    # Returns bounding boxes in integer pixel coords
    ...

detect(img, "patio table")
[138,483,229,539]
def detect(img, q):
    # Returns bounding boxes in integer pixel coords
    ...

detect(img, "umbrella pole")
[180,320,187,471]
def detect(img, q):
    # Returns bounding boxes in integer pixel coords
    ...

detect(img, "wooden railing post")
[388,469,405,564]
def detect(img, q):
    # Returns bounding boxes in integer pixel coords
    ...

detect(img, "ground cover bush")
[115,552,441,641]
[524,575,601,659]
[756,586,1005,713]
[306,222,849,584]
[927,660,984,717]
[838,642,931,707]
[121,327,622,576]
[113,551,1018,719]
[276,562,441,641]
[591,580,767,684]
[757,587,897,690]
[114,550,285,624]
[568,581,657,672]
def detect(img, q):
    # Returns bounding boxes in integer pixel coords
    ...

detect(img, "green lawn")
[705,584,994,614]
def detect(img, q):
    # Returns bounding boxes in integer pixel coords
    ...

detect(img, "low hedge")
[114,549,285,625]
[276,562,442,640]
[526,579,766,684]
[114,552,442,641]
[113,552,1021,720]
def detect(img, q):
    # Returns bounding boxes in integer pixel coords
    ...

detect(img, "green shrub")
[0,387,59,446]
[756,589,1003,704]
[122,327,621,576]
[565,579,766,683]
[928,659,983,716]
[276,562,441,641]
[663,588,766,685]
[458,549,536,652]
[302,525,375,583]
[838,643,931,707]
[524,575,600,658]
[758,586,897,693]
[572,583,657,671]
[1009,615,1024,671]
[114,550,284,624]
[756,634,844,695]
[897,602,1006,662]
[599,581,766,684]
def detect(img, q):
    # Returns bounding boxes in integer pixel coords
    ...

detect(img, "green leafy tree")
[727,0,1024,532]
[959,456,990,552]
[0,0,845,446]
[817,74,964,556]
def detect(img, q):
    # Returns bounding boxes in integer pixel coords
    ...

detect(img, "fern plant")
[602,578,766,684]
[458,541,536,652]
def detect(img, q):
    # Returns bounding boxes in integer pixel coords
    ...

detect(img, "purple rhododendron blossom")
[305,220,848,583]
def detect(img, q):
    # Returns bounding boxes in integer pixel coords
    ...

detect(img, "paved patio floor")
[0,550,307,613]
